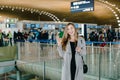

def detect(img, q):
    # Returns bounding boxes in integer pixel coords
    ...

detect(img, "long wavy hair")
[61,23,78,50]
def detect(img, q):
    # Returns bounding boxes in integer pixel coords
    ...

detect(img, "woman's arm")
[57,45,64,57]
[76,37,86,56]
[56,35,64,57]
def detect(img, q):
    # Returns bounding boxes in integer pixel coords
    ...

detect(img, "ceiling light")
[33,9,35,11]
[19,7,21,9]
[113,11,116,14]
[111,9,114,12]
[22,9,24,12]
[41,11,43,13]
[12,8,14,11]
[9,6,11,8]
[115,14,118,17]
[116,7,118,10]
[116,17,119,19]
[36,10,39,12]
[5,6,8,8]
[118,24,120,26]
[117,20,120,23]
[57,18,60,21]
[112,4,116,7]
[105,1,108,3]
[25,8,27,10]
[1,8,3,10]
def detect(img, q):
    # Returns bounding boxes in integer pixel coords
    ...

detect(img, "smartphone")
[59,31,64,38]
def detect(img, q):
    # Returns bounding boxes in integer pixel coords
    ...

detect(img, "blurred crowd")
[0,28,120,47]
[89,28,120,42]
[0,29,56,47]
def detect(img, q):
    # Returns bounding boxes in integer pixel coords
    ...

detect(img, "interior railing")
[0,41,120,80]
[16,41,120,80]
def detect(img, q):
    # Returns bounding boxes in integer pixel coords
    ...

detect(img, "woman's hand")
[56,35,62,46]
[76,46,81,53]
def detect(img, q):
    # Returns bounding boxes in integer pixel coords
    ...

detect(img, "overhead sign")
[70,0,94,13]
[6,18,18,23]
[25,23,40,28]
[43,24,55,30]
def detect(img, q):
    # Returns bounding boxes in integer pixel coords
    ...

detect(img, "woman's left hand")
[75,46,81,53]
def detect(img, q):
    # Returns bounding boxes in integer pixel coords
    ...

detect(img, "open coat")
[57,37,86,80]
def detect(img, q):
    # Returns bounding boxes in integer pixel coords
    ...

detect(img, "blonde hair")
[61,23,78,50]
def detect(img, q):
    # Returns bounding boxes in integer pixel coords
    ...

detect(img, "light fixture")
[99,0,120,27]
[116,7,118,10]
[113,11,116,14]
[118,24,120,26]
[117,20,120,23]
[112,4,116,7]
[115,14,118,17]
[25,8,27,10]
[9,6,11,8]
[1,8,3,10]
[5,6,8,8]
[0,5,60,22]
[12,8,14,11]
[116,17,119,20]
[22,9,24,12]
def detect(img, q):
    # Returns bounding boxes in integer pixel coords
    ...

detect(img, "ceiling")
[0,0,120,27]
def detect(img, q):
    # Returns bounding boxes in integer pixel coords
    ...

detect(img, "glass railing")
[0,41,120,80]
[86,42,120,80]
[16,41,120,80]
[17,42,61,80]
[0,45,17,62]
[0,61,16,80]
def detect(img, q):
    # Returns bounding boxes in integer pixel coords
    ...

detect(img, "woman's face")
[67,24,75,36]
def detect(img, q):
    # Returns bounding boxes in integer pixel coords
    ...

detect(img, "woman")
[56,23,86,80]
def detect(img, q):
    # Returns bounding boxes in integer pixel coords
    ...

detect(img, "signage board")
[71,0,94,13]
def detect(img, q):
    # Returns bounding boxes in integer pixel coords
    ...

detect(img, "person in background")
[17,29,24,42]
[7,31,12,46]
[56,23,86,80]
[13,31,17,44]
[2,31,8,46]
[99,31,106,47]
[0,29,3,47]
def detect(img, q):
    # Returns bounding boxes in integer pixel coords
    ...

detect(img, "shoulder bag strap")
[81,56,85,64]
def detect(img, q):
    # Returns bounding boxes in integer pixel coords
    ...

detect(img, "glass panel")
[0,45,17,61]
[44,45,62,80]
[0,65,16,80]
[99,44,120,80]
[84,46,100,80]
[17,41,120,80]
